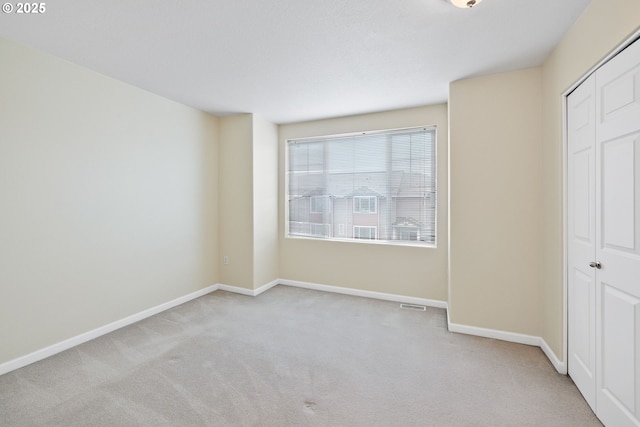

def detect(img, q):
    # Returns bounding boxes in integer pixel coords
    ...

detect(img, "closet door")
[594,38,640,427]
[567,73,597,412]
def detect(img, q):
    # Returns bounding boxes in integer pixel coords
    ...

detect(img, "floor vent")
[400,303,426,311]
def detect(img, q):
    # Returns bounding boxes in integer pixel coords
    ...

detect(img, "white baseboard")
[0,284,219,377]
[278,279,448,309]
[219,279,568,375]
[540,338,566,374]
[447,321,566,374]
[1,277,567,377]
[278,279,567,374]
[447,322,541,347]
[217,284,255,296]
[217,279,280,297]
[254,279,280,295]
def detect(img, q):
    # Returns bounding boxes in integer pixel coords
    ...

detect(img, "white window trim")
[310,196,326,213]
[285,125,437,248]
[353,196,377,214]
[310,223,330,237]
[353,225,377,240]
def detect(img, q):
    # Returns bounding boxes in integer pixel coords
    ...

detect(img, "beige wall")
[219,114,254,289]
[0,38,219,364]
[279,105,449,301]
[5,0,638,369]
[447,0,640,361]
[540,0,640,357]
[449,68,542,336]
[252,116,279,288]
[219,114,279,290]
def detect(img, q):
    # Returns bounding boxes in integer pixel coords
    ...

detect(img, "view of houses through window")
[287,126,436,245]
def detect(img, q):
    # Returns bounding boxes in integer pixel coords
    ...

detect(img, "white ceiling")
[0,0,591,124]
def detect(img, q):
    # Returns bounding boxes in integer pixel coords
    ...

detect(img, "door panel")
[602,73,637,118]
[595,38,640,427]
[571,269,595,373]
[601,285,639,409]
[602,136,636,251]
[573,149,592,240]
[597,40,640,143]
[568,72,597,410]
[598,284,640,426]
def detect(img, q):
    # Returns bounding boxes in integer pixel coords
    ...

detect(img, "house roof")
[393,217,422,228]
[346,186,386,199]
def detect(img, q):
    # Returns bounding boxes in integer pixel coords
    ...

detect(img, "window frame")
[310,223,330,237]
[310,196,327,213]
[353,225,377,240]
[353,196,377,214]
[285,125,437,248]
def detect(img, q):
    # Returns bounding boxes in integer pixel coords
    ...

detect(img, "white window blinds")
[287,126,436,245]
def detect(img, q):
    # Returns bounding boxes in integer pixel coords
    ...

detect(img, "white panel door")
[594,38,640,427]
[568,72,597,411]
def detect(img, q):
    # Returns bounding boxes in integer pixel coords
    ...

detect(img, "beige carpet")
[0,285,601,426]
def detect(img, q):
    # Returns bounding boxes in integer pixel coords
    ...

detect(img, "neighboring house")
[289,175,435,243]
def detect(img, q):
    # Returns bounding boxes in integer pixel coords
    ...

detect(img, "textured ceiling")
[0,0,591,123]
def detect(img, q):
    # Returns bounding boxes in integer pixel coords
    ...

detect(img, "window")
[310,223,330,237]
[353,196,377,213]
[310,196,327,213]
[287,125,436,245]
[354,226,377,240]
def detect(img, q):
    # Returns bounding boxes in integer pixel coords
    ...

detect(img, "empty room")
[1,0,639,425]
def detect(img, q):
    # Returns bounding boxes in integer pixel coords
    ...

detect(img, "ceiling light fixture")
[450,0,483,8]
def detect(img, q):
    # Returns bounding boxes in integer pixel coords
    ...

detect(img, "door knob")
[589,261,602,269]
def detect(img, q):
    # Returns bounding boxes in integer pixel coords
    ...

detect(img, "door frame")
[562,29,640,375]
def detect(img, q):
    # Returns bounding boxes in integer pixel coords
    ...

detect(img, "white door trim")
[562,29,640,375]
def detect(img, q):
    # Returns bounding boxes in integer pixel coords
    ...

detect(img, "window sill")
[284,235,437,249]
